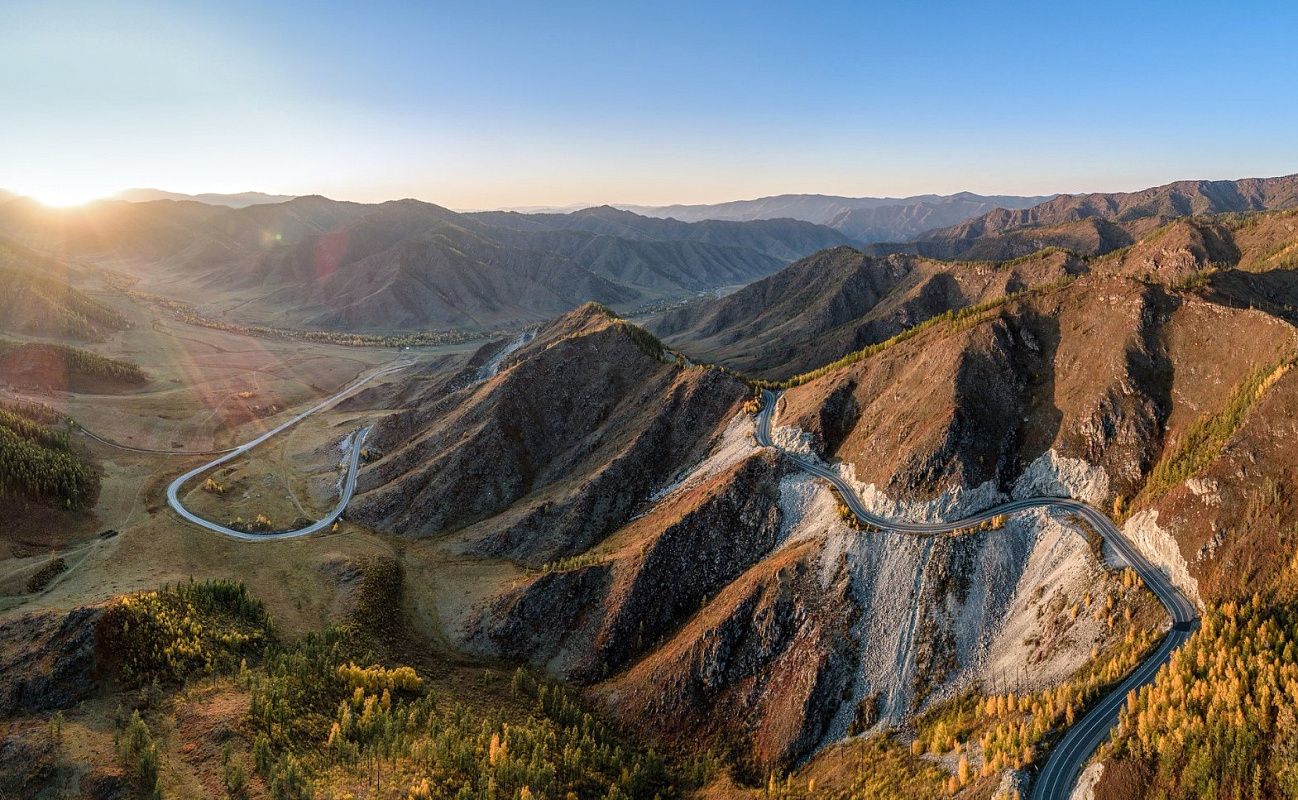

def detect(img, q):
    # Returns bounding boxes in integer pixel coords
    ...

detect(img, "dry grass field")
[0,271,478,626]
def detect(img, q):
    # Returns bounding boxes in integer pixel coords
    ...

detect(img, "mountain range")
[874,173,1298,260]
[112,188,299,207]
[0,196,853,332]
[334,201,1298,777]
[652,175,1298,379]
[621,191,1053,242]
[6,171,1298,799]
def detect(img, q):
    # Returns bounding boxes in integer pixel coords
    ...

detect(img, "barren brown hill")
[651,245,1083,379]
[470,451,792,681]
[351,303,749,563]
[774,260,1297,601]
[655,209,1298,381]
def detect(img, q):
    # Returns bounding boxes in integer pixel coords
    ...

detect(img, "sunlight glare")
[21,180,114,208]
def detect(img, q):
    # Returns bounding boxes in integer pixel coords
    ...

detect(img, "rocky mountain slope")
[456,394,1136,775]
[351,304,750,563]
[654,208,1298,380]
[620,191,1051,242]
[651,245,1083,379]
[0,197,848,333]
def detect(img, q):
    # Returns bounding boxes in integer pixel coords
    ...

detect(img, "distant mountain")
[0,197,851,332]
[620,192,1052,242]
[113,188,298,208]
[890,173,1298,261]
[469,204,855,263]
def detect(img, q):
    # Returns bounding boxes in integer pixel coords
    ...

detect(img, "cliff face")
[459,408,1130,772]
[591,505,1119,772]
[597,537,858,770]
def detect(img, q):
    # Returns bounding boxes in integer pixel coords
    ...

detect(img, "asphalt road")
[164,359,408,541]
[756,390,1198,800]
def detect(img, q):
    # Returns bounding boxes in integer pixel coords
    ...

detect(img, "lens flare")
[23,185,110,208]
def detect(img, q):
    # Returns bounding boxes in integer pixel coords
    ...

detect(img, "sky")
[3,0,1296,209]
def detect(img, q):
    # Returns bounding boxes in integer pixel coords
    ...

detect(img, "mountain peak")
[574,204,641,219]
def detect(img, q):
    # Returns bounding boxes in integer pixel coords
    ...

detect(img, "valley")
[3,179,1298,800]
[9,4,1297,795]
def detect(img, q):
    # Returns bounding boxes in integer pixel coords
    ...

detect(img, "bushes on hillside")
[116,711,161,800]
[246,628,675,799]
[0,406,69,449]
[912,611,1159,776]
[98,579,271,686]
[1140,357,1294,501]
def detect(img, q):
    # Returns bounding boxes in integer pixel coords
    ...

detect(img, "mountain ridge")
[875,173,1298,261]
[112,188,299,207]
[0,196,850,333]
[618,191,1054,243]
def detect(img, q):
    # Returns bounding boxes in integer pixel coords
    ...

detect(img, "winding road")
[163,359,408,541]
[756,389,1198,800]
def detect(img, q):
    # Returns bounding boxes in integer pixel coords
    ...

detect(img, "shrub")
[26,556,67,593]
[0,424,97,509]
[0,339,147,383]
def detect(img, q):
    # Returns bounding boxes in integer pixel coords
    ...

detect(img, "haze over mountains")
[112,188,298,208]
[2,173,1294,342]
[621,191,1054,242]
[0,195,852,332]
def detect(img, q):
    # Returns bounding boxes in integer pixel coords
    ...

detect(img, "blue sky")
[3,0,1295,207]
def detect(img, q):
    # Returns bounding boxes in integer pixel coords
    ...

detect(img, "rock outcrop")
[0,605,102,716]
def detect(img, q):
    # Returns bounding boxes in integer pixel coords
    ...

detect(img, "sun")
[21,181,113,208]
